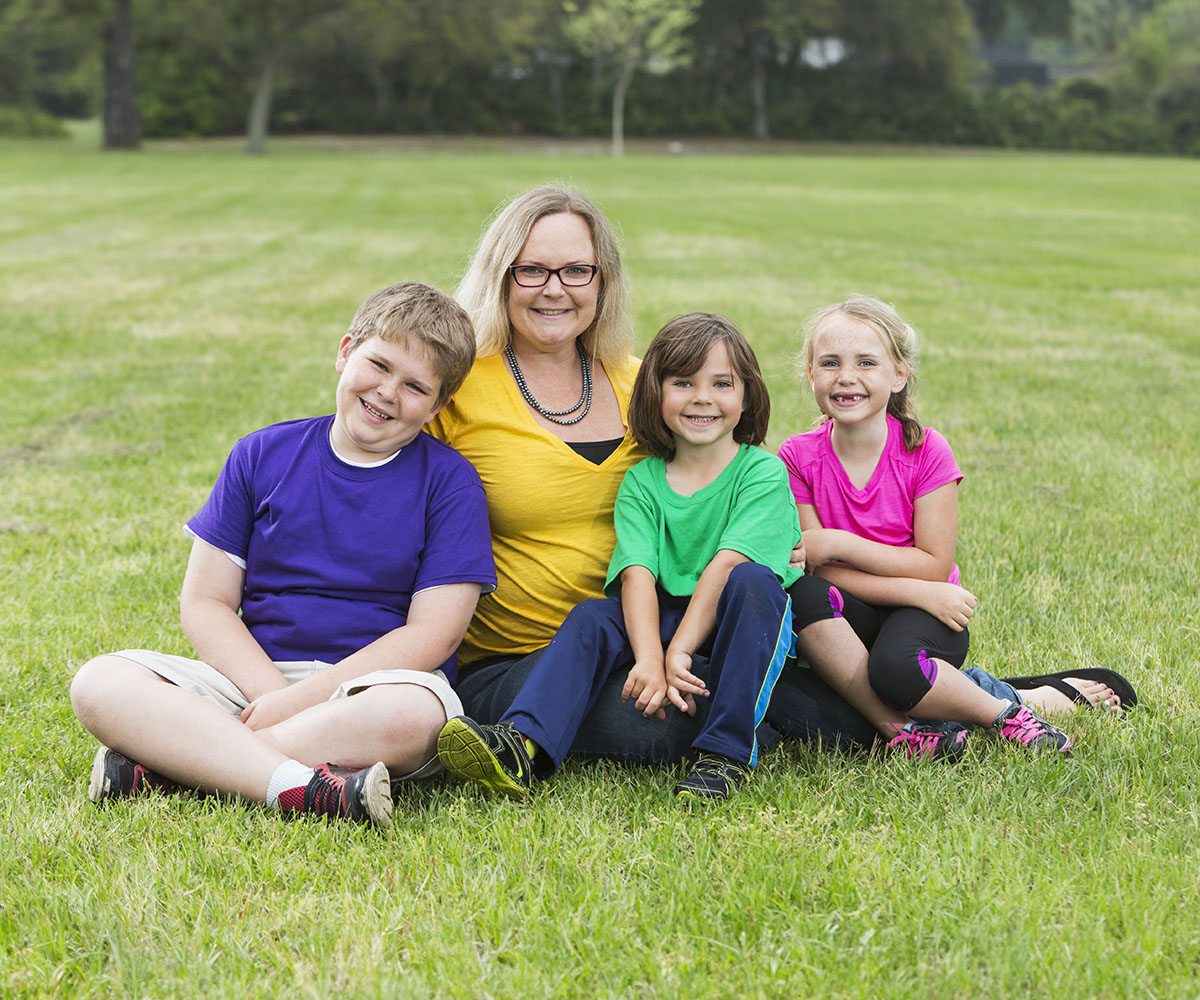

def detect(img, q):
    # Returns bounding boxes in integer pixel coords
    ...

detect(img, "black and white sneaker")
[673,752,750,802]
[278,762,393,826]
[88,746,177,803]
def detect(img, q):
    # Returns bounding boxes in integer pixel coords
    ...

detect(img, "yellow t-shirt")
[428,352,646,666]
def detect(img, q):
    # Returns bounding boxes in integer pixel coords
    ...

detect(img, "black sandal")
[1002,668,1138,711]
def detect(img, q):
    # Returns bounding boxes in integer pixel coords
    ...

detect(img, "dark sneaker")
[278,762,393,826]
[887,723,970,762]
[987,703,1072,754]
[673,752,750,802]
[437,717,534,799]
[88,746,177,803]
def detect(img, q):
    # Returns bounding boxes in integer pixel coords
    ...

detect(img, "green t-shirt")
[604,444,803,597]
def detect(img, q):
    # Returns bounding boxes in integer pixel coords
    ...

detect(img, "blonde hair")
[456,185,633,369]
[346,282,476,405]
[802,295,924,452]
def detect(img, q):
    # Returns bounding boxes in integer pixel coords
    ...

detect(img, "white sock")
[266,760,316,809]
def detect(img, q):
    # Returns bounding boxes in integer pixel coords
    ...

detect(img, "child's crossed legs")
[70,651,458,803]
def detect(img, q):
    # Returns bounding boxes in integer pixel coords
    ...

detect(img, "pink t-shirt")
[777,414,963,585]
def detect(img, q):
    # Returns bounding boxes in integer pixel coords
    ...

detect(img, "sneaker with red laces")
[278,762,393,827]
[887,723,970,762]
[987,702,1072,754]
[88,746,177,803]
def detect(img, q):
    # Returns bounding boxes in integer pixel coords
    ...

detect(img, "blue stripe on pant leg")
[749,593,792,767]
[692,563,792,767]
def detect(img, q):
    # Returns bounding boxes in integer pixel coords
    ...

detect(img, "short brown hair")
[456,185,633,370]
[345,282,476,404]
[629,313,771,460]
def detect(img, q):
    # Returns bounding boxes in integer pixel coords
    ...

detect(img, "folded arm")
[799,484,975,627]
[799,481,958,584]
[179,536,286,701]
[241,581,482,730]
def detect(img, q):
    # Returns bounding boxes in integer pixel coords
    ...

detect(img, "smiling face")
[808,313,909,430]
[506,212,599,356]
[330,333,445,462]
[660,340,745,456]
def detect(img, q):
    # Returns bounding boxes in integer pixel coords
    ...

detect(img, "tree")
[1071,0,1165,54]
[33,0,137,146]
[840,0,978,90]
[488,0,576,133]
[240,0,342,154]
[153,0,352,154]
[101,0,139,147]
[325,0,564,130]
[1117,0,1200,111]
[563,0,699,156]
[689,0,838,140]
[747,0,837,139]
[966,0,1072,42]
[691,0,838,140]
[1,0,43,108]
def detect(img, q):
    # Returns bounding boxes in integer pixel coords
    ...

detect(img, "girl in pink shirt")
[779,296,1073,756]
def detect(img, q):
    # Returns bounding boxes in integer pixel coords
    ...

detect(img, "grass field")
[2,134,1199,998]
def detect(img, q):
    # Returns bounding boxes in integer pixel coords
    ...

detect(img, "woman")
[428,184,881,764]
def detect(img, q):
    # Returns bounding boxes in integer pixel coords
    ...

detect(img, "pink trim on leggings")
[827,586,844,618]
[918,649,938,688]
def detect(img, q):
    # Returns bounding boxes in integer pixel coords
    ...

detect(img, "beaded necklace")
[504,340,593,426]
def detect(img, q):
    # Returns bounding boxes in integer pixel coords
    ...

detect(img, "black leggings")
[789,574,970,712]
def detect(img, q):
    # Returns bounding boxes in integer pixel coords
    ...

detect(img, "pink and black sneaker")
[987,703,1072,754]
[88,746,177,803]
[887,723,970,762]
[277,762,393,827]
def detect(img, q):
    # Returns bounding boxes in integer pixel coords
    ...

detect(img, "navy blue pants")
[499,562,792,768]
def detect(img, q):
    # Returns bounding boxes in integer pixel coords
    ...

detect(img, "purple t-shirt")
[777,414,963,585]
[187,416,495,684]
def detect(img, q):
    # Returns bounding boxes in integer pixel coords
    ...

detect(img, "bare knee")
[342,684,448,772]
[70,654,159,729]
[362,684,447,748]
[70,655,118,724]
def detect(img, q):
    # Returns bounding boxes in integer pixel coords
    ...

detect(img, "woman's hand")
[788,537,807,572]
[622,659,669,719]
[914,580,977,631]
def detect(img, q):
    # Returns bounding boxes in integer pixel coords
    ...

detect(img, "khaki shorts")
[111,649,463,781]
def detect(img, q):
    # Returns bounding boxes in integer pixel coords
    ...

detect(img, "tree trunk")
[611,54,637,158]
[369,63,393,116]
[749,29,769,140]
[102,0,140,149]
[547,55,565,134]
[245,50,277,155]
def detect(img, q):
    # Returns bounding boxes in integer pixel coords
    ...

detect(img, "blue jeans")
[959,667,1020,705]
[880,667,1023,735]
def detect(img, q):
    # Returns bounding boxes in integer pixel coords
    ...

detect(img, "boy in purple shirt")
[70,283,496,826]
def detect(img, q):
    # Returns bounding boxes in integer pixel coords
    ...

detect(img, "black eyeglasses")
[509,264,599,287]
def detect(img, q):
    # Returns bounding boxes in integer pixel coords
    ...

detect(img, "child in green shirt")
[438,313,799,802]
